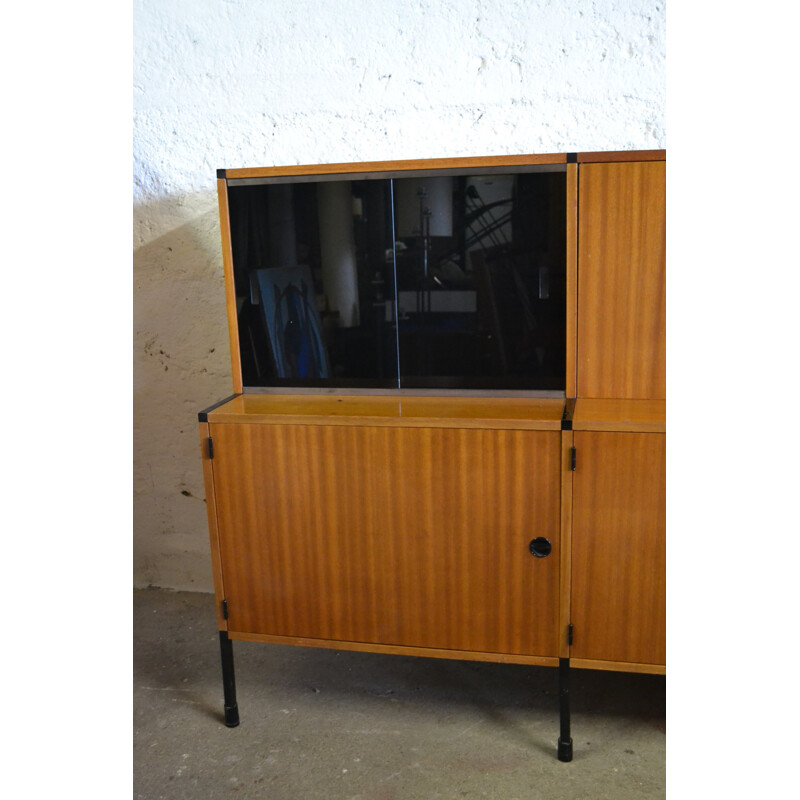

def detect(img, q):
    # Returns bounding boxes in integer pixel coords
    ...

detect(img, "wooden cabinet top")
[211,148,666,402]
[572,399,665,432]
[204,394,565,430]
[202,395,667,432]
[218,150,665,180]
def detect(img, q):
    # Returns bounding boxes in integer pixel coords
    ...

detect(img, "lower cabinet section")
[199,395,666,760]
[570,431,666,668]
[210,421,562,659]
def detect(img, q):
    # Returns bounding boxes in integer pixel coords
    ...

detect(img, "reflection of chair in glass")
[464,184,513,252]
[472,247,539,377]
[463,184,559,380]
[432,183,513,282]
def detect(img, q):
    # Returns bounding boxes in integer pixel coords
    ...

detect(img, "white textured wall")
[133,0,665,591]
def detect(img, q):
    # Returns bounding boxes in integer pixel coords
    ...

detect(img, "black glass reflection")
[228,180,400,388]
[392,171,566,389]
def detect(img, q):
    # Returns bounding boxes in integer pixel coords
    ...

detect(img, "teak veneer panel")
[217,178,243,394]
[222,153,567,180]
[565,163,578,397]
[207,393,564,430]
[571,658,665,676]
[199,422,228,630]
[229,631,559,668]
[572,399,665,432]
[210,422,562,658]
[570,431,666,666]
[558,430,574,659]
[577,160,666,399]
[577,150,666,163]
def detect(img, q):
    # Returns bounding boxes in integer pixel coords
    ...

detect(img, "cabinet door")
[577,161,666,399]
[570,431,665,666]
[210,422,561,658]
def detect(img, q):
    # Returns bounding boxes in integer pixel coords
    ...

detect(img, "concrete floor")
[134,588,665,799]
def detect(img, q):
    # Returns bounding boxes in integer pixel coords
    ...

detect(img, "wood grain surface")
[570,431,665,666]
[222,153,567,180]
[573,399,666,432]
[216,178,243,393]
[566,163,578,397]
[577,161,666,399]
[210,422,562,658]
[229,630,559,668]
[206,393,565,430]
[570,658,666,675]
[199,422,228,629]
[559,430,574,658]
[577,150,666,163]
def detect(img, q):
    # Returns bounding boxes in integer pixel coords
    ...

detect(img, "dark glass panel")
[392,171,566,390]
[228,180,399,388]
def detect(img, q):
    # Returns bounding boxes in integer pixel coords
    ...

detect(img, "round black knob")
[529,537,552,558]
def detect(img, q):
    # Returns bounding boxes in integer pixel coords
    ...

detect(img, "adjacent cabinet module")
[200,150,666,762]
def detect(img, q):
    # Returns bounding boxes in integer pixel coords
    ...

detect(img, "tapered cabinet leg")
[219,631,240,727]
[557,658,573,762]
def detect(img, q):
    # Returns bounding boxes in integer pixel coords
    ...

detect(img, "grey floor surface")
[134,588,665,799]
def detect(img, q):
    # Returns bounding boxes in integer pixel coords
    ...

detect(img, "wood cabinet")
[569,422,666,670]
[207,399,563,661]
[577,160,666,399]
[199,150,666,760]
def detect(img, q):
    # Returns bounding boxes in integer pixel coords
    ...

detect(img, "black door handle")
[529,537,552,558]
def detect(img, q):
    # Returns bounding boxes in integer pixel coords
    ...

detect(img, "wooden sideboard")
[199,150,666,761]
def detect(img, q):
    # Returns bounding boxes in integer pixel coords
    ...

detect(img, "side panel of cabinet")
[210,422,561,658]
[577,161,666,399]
[217,179,243,394]
[570,431,665,666]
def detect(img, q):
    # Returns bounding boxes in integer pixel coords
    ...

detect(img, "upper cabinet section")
[219,157,568,393]
[577,159,666,399]
[216,151,666,399]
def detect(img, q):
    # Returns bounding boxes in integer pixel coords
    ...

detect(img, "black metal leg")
[219,631,240,727]
[557,657,573,762]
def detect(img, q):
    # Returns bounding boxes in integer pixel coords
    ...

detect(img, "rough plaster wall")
[133,0,665,592]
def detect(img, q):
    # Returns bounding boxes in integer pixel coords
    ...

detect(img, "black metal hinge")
[208,437,214,459]
[569,446,576,471]
[221,600,229,620]
[568,623,574,646]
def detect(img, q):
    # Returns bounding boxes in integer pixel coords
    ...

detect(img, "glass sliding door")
[391,169,567,390]
[225,165,566,393]
[227,178,400,388]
